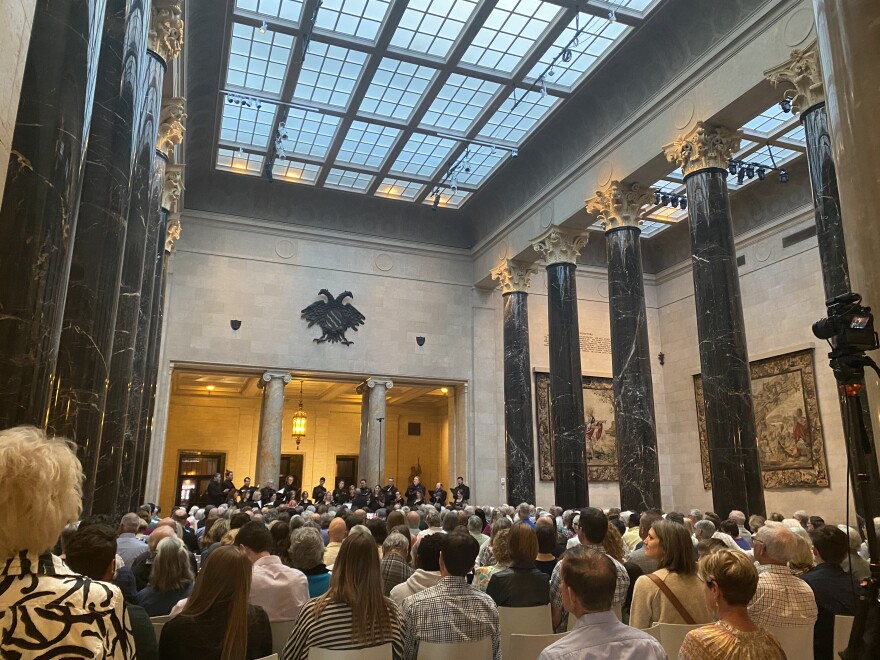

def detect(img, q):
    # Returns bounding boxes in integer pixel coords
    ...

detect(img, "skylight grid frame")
[234,0,304,24]
[315,0,392,42]
[279,107,340,159]
[390,133,458,178]
[217,147,265,175]
[375,177,425,201]
[391,0,480,59]
[228,23,293,94]
[741,104,798,136]
[424,188,471,208]
[779,123,806,146]
[420,74,503,134]
[478,88,560,143]
[359,58,439,122]
[293,41,369,108]
[272,158,321,183]
[746,144,800,170]
[454,144,506,187]
[220,99,278,148]
[336,121,401,169]
[324,167,375,192]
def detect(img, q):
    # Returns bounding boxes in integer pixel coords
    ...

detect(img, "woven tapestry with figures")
[535,372,618,482]
[693,348,829,489]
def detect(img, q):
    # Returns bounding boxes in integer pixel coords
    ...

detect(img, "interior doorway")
[280,454,304,491]
[335,454,358,487]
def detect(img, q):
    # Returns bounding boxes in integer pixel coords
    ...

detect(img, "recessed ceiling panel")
[336,121,401,169]
[279,108,340,159]
[359,58,439,121]
[293,42,368,108]
[390,133,457,178]
[421,74,501,133]
[324,167,374,192]
[391,0,480,59]
[227,22,293,94]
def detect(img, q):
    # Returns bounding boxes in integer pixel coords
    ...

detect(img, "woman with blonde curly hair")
[473,527,511,591]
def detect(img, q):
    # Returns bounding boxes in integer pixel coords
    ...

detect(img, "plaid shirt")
[748,564,817,628]
[381,553,414,597]
[401,576,500,660]
[550,543,630,631]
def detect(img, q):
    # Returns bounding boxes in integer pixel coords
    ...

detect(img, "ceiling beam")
[319,382,357,402]
[540,0,645,27]
[388,387,436,406]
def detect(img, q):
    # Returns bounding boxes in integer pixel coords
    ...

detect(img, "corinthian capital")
[585,181,654,231]
[531,226,588,266]
[162,164,184,212]
[490,259,536,294]
[763,41,824,114]
[663,122,742,177]
[157,97,187,157]
[149,0,184,64]
[165,213,181,252]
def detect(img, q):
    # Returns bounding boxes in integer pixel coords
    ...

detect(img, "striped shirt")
[281,597,405,660]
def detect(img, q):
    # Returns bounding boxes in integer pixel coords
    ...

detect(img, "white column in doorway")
[255,371,292,488]
[357,377,393,485]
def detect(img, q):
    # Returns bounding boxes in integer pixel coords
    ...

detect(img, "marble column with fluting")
[0,0,107,428]
[357,378,393,486]
[491,260,538,506]
[586,182,662,511]
[532,226,589,510]
[665,124,766,517]
[256,371,292,489]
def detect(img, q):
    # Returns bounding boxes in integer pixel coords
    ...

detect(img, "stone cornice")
[763,41,824,114]
[490,259,536,294]
[162,164,184,213]
[585,180,654,232]
[663,122,742,177]
[157,97,187,157]
[531,225,589,266]
[149,0,184,64]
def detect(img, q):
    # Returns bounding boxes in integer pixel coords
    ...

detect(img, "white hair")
[756,521,800,562]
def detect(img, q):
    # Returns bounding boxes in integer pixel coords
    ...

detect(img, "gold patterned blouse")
[678,621,786,660]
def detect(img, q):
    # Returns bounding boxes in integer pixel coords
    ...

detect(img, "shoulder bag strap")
[646,572,696,624]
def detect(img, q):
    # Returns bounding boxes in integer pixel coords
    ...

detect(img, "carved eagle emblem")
[301,289,365,346]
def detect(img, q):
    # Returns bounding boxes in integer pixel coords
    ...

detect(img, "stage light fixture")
[780,98,792,113]
[679,197,687,210]
[259,20,268,34]
[779,169,789,183]
[757,167,766,181]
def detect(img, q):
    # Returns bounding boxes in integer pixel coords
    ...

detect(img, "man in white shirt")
[235,521,309,621]
[391,532,443,604]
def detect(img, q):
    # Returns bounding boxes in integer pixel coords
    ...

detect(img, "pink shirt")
[249,555,310,622]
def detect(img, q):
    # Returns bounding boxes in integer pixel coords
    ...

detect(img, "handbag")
[646,573,696,624]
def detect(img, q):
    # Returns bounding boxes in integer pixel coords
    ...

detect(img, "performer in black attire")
[352,479,370,508]
[206,473,224,506]
[430,482,447,507]
[332,479,349,505]
[384,477,400,504]
[221,471,236,500]
[405,476,426,507]
[259,480,276,506]
[452,476,470,504]
[297,489,312,508]
[311,477,327,502]
[279,475,298,504]
[368,485,385,512]
[240,476,255,500]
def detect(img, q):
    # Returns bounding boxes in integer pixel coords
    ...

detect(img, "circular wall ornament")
[596,161,613,187]
[673,98,695,130]
[783,8,814,47]
[275,239,296,259]
[596,282,608,300]
[540,203,554,228]
[375,253,394,271]
[755,245,773,263]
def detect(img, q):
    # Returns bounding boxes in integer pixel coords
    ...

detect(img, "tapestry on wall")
[693,348,829,489]
[535,372,619,482]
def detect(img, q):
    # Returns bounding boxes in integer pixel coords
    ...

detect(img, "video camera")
[812,292,879,353]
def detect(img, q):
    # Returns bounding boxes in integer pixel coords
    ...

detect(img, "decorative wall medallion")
[375,253,393,271]
[693,348,829,489]
[535,372,619,482]
[783,8,814,47]
[755,245,773,263]
[301,289,365,346]
[674,98,695,130]
[596,160,614,188]
[275,239,296,259]
[540,203,554,228]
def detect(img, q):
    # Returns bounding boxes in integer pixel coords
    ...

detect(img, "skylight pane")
[235,0,304,23]
[220,97,277,148]
[421,74,501,133]
[325,167,374,192]
[359,58,438,121]
[639,220,669,237]
[478,89,560,143]
[315,0,391,41]
[227,23,293,94]
[293,42,368,108]
[336,121,401,169]
[461,0,562,73]
[390,133,457,178]
[526,15,627,88]
[216,147,264,175]
[780,123,806,146]
[644,178,687,223]
[273,159,321,184]
[747,144,800,169]
[456,144,505,187]
[391,0,479,58]
[615,0,655,11]
[741,105,797,135]
[375,177,425,201]
[279,108,340,158]
[424,189,470,209]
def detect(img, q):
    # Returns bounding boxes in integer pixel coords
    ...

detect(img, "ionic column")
[357,378,393,486]
[586,182,661,511]
[491,260,538,505]
[532,226,590,510]
[256,371,293,489]
[665,124,766,517]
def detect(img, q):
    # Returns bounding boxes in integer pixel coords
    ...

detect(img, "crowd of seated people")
[1,424,876,659]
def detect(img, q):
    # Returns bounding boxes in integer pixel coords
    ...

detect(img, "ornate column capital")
[764,41,824,114]
[490,259,536,294]
[531,225,589,266]
[165,213,181,253]
[357,378,393,394]
[585,180,654,231]
[157,97,187,158]
[260,371,292,386]
[149,0,184,64]
[162,164,184,212]
[663,122,742,177]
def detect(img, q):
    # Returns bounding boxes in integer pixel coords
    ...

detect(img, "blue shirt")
[801,562,861,660]
[538,610,666,660]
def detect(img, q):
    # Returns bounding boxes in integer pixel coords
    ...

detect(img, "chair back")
[834,615,855,658]
[644,622,704,658]
[766,624,815,660]
[270,619,297,655]
[310,644,393,660]
[150,615,171,643]
[255,655,279,660]
[498,605,552,658]
[506,633,569,660]
[417,637,493,660]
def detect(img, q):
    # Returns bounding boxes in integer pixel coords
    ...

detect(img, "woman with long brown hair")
[282,533,405,660]
[159,545,272,660]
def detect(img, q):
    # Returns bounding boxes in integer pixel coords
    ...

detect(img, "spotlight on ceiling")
[259,20,268,34]
[737,168,746,185]
[680,197,688,210]
[654,191,661,205]
[778,169,789,183]
[780,97,792,113]
[433,194,440,210]
[728,162,738,176]
[511,148,518,158]
[757,167,766,181]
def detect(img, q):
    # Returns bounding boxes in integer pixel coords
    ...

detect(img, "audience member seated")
[117,512,148,567]
[0,426,134,658]
[402,530,500,660]
[131,523,176,591]
[418,508,444,537]
[199,517,229,564]
[788,531,816,577]
[627,512,661,574]
[801,525,861,660]
[487,522,550,607]
[135,535,194,616]
[173,507,201,554]
[282,533,405,660]
[477,516,512,568]
[728,510,753,547]
[839,524,870,579]
[629,519,713,629]
[697,538,728,560]
[270,520,292,564]
[289,527,331,597]
[380,531,414,596]
[694,519,716,546]
[160,545,272,659]
[679,549,786,660]
[538,546,665,660]
[323,517,347,567]
[390,532,443,604]
[720,519,751,551]
[621,512,642,550]
[468,514,490,546]
[748,522,818,628]
[473,528,511,591]
[534,520,560,577]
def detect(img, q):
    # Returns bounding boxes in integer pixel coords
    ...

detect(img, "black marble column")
[0,0,107,428]
[47,0,149,502]
[685,169,766,517]
[606,227,661,511]
[502,290,536,505]
[546,263,589,509]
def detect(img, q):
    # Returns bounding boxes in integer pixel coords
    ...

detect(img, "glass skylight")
[217,147,264,175]
[359,59,438,121]
[455,144,505,187]
[780,123,806,146]
[234,0,304,23]
[479,89,560,143]
[375,178,425,201]
[644,178,687,226]
[390,133,457,178]
[272,159,321,184]
[741,105,797,136]
[747,144,800,169]
[315,0,391,42]
[639,219,669,237]
[613,0,656,11]
[293,42,368,108]
[425,189,471,208]
[421,74,501,133]
[325,168,374,192]
[461,0,562,73]
[220,99,277,148]
[227,23,293,94]
[391,0,480,59]
[279,108,339,159]
[336,121,401,169]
